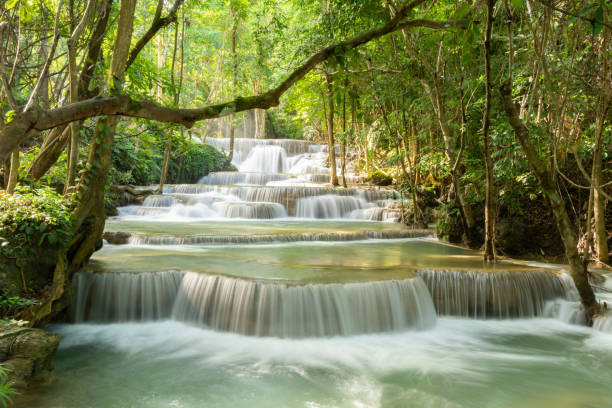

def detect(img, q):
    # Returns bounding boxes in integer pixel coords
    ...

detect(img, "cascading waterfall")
[72,271,182,322]
[295,195,373,218]
[120,137,399,220]
[215,202,287,219]
[72,266,579,333]
[72,271,437,337]
[142,195,176,207]
[417,269,577,318]
[161,185,391,216]
[239,145,288,173]
[198,172,289,186]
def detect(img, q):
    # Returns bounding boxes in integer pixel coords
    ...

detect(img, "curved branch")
[0,11,466,161]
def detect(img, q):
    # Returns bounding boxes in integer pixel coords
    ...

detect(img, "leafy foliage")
[0,365,16,408]
[0,187,74,259]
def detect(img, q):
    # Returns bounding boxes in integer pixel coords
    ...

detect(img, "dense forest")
[0,0,610,405]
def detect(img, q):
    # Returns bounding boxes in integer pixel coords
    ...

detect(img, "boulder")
[102,231,131,245]
[0,326,60,388]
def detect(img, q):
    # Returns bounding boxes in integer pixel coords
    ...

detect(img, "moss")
[365,170,393,186]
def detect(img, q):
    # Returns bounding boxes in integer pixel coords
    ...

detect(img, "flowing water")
[26,138,612,407]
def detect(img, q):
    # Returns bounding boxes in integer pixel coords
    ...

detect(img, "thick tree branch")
[0,9,465,161]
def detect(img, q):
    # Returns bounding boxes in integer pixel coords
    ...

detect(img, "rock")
[0,326,60,388]
[102,231,131,245]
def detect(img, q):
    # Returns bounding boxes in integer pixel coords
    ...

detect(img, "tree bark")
[7,150,19,193]
[325,73,338,186]
[341,87,347,188]
[482,0,496,261]
[228,5,238,161]
[158,140,172,193]
[592,100,609,263]
[500,81,599,325]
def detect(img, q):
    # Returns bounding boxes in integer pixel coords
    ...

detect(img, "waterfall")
[162,185,391,215]
[198,172,289,186]
[295,195,373,218]
[72,271,182,322]
[126,230,431,245]
[239,145,288,173]
[417,269,577,318]
[72,271,437,337]
[594,313,612,333]
[142,195,176,207]
[205,138,322,167]
[215,202,287,219]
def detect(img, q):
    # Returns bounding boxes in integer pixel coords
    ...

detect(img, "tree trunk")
[500,81,599,325]
[592,100,609,264]
[482,0,496,261]
[340,87,347,188]
[325,73,338,186]
[158,140,172,193]
[7,150,19,193]
[228,6,238,161]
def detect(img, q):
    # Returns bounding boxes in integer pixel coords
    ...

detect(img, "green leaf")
[5,0,18,9]
[592,5,604,35]
[510,0,524,11]
[453,2,470,19]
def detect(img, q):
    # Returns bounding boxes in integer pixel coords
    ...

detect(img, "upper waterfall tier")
[72,271,437,337]
[206,138,325,160]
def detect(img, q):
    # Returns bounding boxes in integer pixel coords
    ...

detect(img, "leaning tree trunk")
[500,81,600,325]
[24,0,138,328]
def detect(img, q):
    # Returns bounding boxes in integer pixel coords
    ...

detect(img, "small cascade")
[287,152,329,175]
[72,271,182,322]
[126,230,431,246]
[239,145,288,173]
[142,195,176,207]
[417,269,577,318]
[198,172,289,186]
[215,202,287,219]
[72,271,437,337]
[543,298,586,325]
[349,207,401,222]
[295,195,373,219]
[594,313,612,333]
[206,138,323,158]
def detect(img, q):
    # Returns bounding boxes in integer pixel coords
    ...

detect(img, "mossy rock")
[366,171,393,186]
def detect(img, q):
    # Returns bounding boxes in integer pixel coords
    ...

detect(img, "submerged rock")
[0,326,60,388]
[102,231,131,245]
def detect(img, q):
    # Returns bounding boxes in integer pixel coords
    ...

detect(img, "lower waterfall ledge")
[72,271,437,337]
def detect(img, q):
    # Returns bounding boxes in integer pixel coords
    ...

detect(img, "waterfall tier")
[72,271,436,337]
[239,145,288,173]
[198,172,290,186]
[295,195,372,219]
[215,202,287,219]
[161,185,391,216]
[417,269,577,318]
[124,230,431,245]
